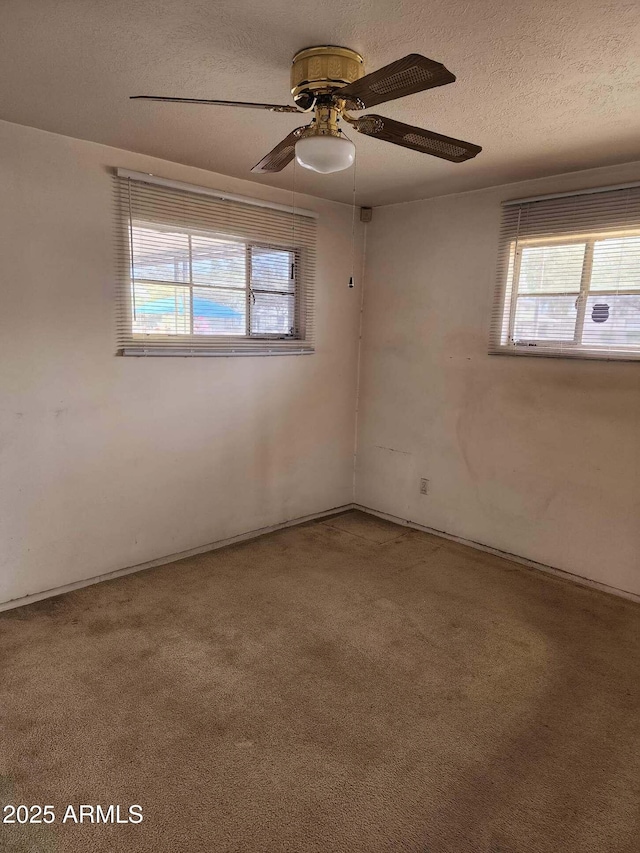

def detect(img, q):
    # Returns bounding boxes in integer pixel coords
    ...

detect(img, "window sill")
[119,346,314,357]
[489,345,640,362]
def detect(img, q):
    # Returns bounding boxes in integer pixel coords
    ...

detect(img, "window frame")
[247,241,302,341]
[499,228,640,357]
[129,218,303,346]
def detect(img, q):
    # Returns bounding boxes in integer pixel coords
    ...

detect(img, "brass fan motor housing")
[291,46,364,108]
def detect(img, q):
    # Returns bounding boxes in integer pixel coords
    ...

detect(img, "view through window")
[131,223,298,339]
[506,234,640,351]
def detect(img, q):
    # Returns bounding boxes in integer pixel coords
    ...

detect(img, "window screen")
[116,175,316,356]
[490,185,640,360]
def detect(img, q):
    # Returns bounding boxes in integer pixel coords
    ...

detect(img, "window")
[116,172,316,355]
[490,185,640,360]
[131,227,298,338]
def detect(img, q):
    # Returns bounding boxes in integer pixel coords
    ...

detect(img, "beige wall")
[356,162,640,597]
[2,116,638,606]
[0,120,363,605]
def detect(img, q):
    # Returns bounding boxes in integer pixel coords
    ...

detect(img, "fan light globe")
[295,135,355,174]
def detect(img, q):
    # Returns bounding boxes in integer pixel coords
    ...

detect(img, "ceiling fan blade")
[130,96,300,113]
[352,114,481,163]
[339,54,455,109]
[251,127,308,173]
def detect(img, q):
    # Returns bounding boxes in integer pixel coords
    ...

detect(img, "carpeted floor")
[1,510,639,852]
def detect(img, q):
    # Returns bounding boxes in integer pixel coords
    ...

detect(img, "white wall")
[0,120,363,605]
[356,161,640,597]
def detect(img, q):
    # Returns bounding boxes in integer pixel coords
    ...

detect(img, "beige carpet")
[1,510,639,852]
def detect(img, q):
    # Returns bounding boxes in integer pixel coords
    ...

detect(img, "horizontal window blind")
[115,173,317,356]
[490,184,640,361]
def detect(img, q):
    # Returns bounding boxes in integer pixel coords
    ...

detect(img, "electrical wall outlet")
[420,478,429,495]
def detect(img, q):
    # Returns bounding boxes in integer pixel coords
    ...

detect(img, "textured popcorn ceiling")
[1,0,639,206]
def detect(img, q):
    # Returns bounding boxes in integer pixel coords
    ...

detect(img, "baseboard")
[0,503,356,613]
[3,501,637,613]
[355,504,640,605]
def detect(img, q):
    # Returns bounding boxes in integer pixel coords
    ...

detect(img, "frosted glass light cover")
[295,135,355,174]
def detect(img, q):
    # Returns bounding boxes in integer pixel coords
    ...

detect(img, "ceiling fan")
[131,46,481,175]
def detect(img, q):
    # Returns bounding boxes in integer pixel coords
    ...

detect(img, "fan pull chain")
[349,147,357,288]
[292,151,298,337]
[292,149,296,258]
